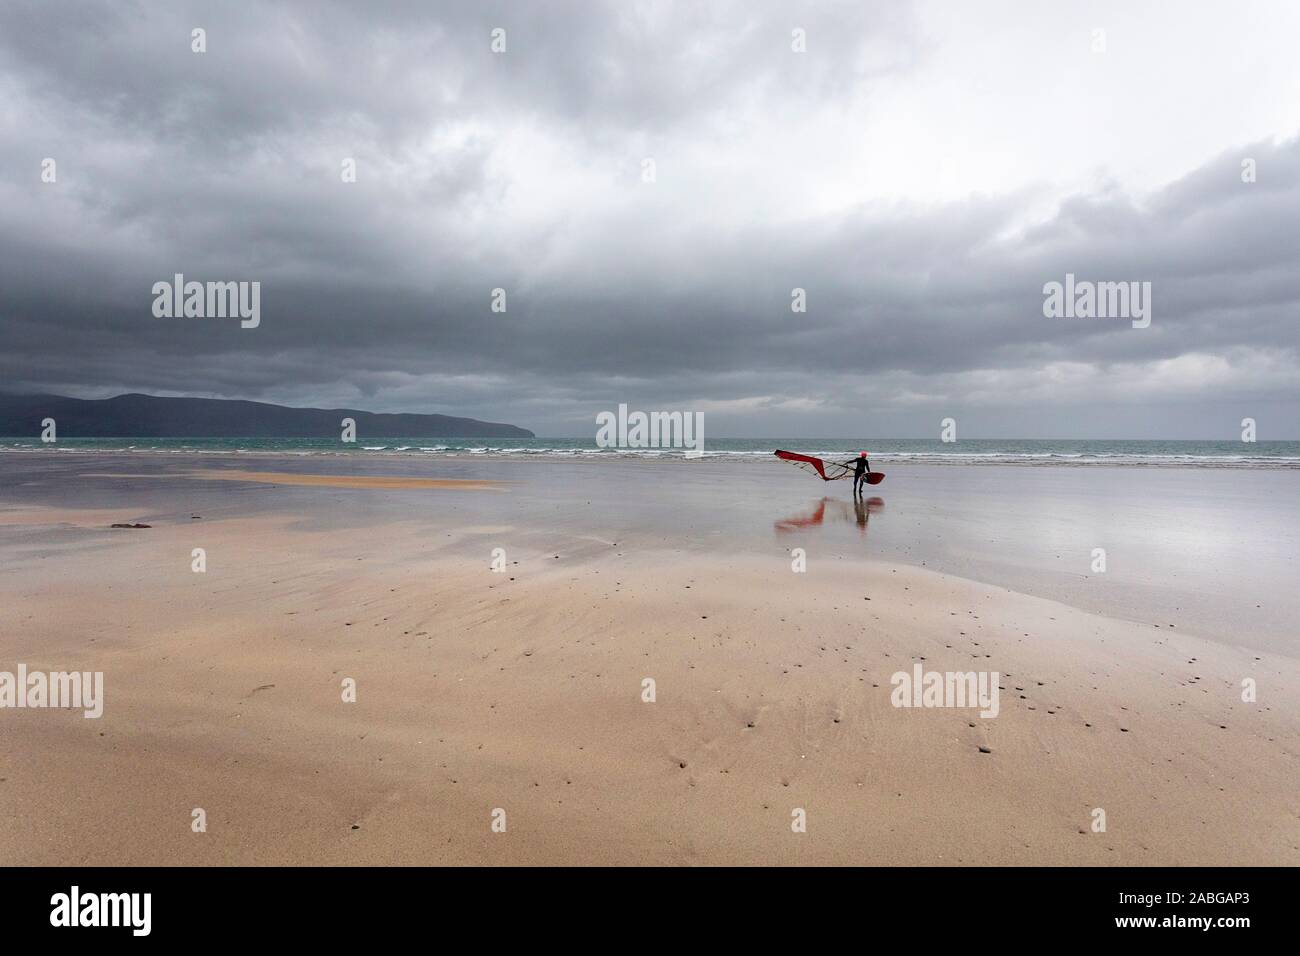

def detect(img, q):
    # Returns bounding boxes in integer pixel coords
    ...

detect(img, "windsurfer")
[851,451,871,497]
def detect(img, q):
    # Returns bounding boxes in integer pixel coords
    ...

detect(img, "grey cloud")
[0,1,1297,437]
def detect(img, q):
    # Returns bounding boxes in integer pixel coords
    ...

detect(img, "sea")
[2,437,1297,468]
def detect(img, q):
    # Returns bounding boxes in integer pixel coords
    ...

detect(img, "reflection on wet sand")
[774,495,884,533]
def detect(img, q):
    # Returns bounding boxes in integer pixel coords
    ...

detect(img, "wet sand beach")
[0,452,1296,865]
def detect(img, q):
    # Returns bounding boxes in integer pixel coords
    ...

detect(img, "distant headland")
[0,393,534,439]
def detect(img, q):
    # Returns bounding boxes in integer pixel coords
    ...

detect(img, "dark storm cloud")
[0,1,1297,437]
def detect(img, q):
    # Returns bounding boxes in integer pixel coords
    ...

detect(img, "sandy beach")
[0,452,1296,865]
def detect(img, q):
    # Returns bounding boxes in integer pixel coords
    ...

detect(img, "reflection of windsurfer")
[774,495,883,534]
[851,451,871,497]
[854,495,868,529]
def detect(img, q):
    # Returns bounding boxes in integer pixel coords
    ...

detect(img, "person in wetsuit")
[852,451,871,497]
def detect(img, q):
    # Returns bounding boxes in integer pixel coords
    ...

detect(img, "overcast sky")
[2,0,1298,437]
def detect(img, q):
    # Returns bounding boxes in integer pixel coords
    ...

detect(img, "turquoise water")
[2,436,1297,467]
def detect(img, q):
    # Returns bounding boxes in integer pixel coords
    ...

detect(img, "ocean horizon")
[5,435,1298,467]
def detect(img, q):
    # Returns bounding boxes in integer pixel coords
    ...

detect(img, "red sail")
[774,449,855,481]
